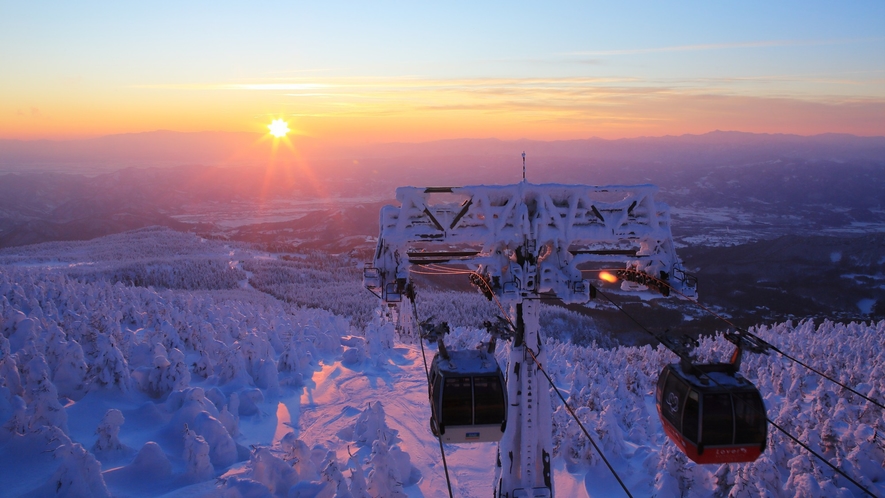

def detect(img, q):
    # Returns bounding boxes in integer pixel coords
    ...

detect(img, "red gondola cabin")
[656,362,767,464]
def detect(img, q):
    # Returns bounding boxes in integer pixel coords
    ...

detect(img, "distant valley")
[1,131,883,341]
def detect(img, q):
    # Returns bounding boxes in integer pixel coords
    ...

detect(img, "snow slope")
[0,228,883,497]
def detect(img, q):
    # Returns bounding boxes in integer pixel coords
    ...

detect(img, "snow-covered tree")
[183,425,214,481]
[366,438,406,498]
[24,356,68,433]
[712,464,734,498]
[46,442,111,497]
[321,458,354,498]
[128,441,172,479]
[353,401,395,445]
[243,446,298,496]
[90,333,131,392]
[0,334,22,397]
[191,411,237,468]
[145,345,190,397]
[92,408,127,460]
[348,454,370,498]
[280,433,320,482]
[52,338,88,399]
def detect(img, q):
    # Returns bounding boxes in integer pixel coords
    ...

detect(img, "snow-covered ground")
[1,228,883,497]
[170,196,387,229]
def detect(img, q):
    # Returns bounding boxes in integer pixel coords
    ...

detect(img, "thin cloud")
[563,37,884,57]
[136,76,642,92]
[134,74,883,118]
[134,83,330,91]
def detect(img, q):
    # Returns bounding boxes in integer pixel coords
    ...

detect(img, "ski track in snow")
[292,347,500,497]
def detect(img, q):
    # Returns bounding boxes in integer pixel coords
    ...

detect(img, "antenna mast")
[522,151,526,181]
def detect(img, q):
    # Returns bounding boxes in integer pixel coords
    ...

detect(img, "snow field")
[0,228,883,497]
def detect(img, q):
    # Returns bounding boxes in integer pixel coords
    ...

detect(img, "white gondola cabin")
[429,349,507,443]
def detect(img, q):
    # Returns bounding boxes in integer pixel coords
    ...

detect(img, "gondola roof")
[434,349,500,375]
[668,362,753,389]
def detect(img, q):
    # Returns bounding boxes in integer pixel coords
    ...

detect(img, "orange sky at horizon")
[2,3,883,144]
[4,77,884,143]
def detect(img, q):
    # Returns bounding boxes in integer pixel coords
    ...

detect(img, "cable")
[651,275,885,412]
[427,263,475,274]
[762,341,885,412]
[592,266,885,413]
[408,289,455,498]
[594,287,696,368]
[525,347,634,498]
[420,337,455,498]
[767,418,877,498]
[594,288,667,344]
[408,263,880,496]
[420,264,643,495]
[598,286,878,498]
[411,264,635,495]
[410,265,515,329]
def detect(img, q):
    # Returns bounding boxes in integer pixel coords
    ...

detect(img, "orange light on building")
[599,271,618,284]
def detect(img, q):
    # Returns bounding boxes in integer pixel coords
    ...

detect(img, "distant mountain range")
[2,131,883,246]
[1,130,883,328]
[2,130,884,174]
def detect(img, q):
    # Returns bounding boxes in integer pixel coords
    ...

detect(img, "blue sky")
[2,1,883,140]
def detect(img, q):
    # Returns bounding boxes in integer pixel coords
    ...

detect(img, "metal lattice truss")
[367,182,694,304]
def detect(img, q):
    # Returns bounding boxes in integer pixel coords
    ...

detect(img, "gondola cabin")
[656,362,767,464]
[429,349,507,443]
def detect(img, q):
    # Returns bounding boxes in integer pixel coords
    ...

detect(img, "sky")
[1,1,884,143]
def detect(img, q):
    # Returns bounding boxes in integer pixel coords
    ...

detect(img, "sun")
[268,119,290,138]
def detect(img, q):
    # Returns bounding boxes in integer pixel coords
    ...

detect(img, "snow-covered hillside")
[0,228,882,497]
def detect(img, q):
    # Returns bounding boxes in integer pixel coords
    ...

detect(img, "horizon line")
[3,129,885,144]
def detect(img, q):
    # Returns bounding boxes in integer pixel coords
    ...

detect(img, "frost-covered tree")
[191,411,237,468]
[216,345,252,386]
[321,458,354,498]
[366,438,406,498]
[280,432,320,482]
[92,409,127,460]
[653,441,687,497]
[24,356,68,433]
[128,441,172,479]
[784,454,823,497]
[0,334,22,397]
[712,464,734,498]
[144,319,184,354]
[341,335,368,365]
[90,333,131,392]
[753,454,786,498]
[217,391,240,439]
[243,446,298,496]
[52,339,88,399]
[278,332,315,387]
[146,347,172,397]
[8,315,38,354]
[145,345,190,397]
[45,442,111,497]
[192,348,214,379]
[844,424,885,490]
[183,425,214,481]
[348,454,370,498]
[1,394,27,436]
[353,401,395,445]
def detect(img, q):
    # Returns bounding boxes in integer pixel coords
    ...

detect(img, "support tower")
[365,181,694,497]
